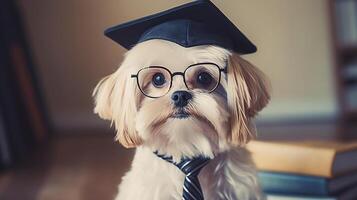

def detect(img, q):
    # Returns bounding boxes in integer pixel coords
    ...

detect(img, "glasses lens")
[185,63,220,92]
[137,67,171,98]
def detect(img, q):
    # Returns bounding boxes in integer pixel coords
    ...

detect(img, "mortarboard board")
[105,0,257,54]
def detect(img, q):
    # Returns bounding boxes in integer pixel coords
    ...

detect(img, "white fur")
[93,39,270,200]
[115,147,263,200]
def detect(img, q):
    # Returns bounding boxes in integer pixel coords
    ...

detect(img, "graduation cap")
[105,0,256,54]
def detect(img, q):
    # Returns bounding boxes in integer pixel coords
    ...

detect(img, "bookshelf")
[0,0,51,168]
[329,0,357,135]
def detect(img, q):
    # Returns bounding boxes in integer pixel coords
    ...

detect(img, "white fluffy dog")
[93,39,270,200]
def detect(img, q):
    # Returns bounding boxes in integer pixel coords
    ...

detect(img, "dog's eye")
[197,72,213,86]
[152,73,166,87]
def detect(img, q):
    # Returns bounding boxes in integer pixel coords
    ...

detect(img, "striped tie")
[154,152,211,200]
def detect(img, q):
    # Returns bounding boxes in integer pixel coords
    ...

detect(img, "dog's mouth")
[171,109,190,119]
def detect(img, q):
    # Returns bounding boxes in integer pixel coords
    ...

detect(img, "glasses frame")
[131,62,226,98]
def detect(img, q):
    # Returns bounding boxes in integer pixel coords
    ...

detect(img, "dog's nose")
[171,91,192,107]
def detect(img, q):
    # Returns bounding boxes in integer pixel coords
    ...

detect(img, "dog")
[93,38,270,200]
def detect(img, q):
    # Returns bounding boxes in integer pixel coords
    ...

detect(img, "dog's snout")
[171,91,192,107]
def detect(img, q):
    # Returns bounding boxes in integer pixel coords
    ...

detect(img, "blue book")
[259,171,357,196]
[267,195,335,200]
[266,183,357,200]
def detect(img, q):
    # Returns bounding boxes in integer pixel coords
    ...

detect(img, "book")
[346,84,357,110]
[343,62,357,81]
[266,184,357,200]
[246,140,357,177]
[4,0,50,143]
[10,42,48,143]
[259,171,357,196]
[0,106,12,168]
[335,0,357,44]
[267,195,335,200]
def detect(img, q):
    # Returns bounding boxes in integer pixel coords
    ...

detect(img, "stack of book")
[247,140,357,200]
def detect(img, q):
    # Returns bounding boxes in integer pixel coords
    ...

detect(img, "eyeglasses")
[131,62,226,98]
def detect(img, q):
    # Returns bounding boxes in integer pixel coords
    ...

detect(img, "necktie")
[154,152,211,200]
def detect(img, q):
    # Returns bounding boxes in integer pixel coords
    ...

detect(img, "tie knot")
[154,151,210,177]
[176,157,210,176]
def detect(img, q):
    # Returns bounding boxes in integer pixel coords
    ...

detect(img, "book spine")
[335,0,348,44]
[258,172,330,196]
[8,0,51,143]
[345,82,357,110]
[342,62,357,81]
[0,84,13,169]
[335,0,357,45]
[10,42,48,143]
[267,194,336,200]
[343,61,357,110]
[247,142,335,177]
[346,0,357,43]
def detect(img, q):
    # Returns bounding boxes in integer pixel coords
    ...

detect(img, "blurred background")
[0,0,356,199]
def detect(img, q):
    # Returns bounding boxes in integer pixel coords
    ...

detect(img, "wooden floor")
[0,132,135,200]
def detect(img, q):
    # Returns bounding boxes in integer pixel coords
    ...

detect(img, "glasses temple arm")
[220,68,228,73]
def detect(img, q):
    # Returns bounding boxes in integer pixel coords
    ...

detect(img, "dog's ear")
[93,74,116,120]
[226,53,270,146]
[93,67,142,148]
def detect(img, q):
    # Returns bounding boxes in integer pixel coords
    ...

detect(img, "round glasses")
[131,62,226,98]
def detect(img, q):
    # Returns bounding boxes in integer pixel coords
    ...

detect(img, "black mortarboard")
[105,0,256,54]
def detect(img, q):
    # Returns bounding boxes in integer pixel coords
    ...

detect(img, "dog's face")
[93,40,270,160]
